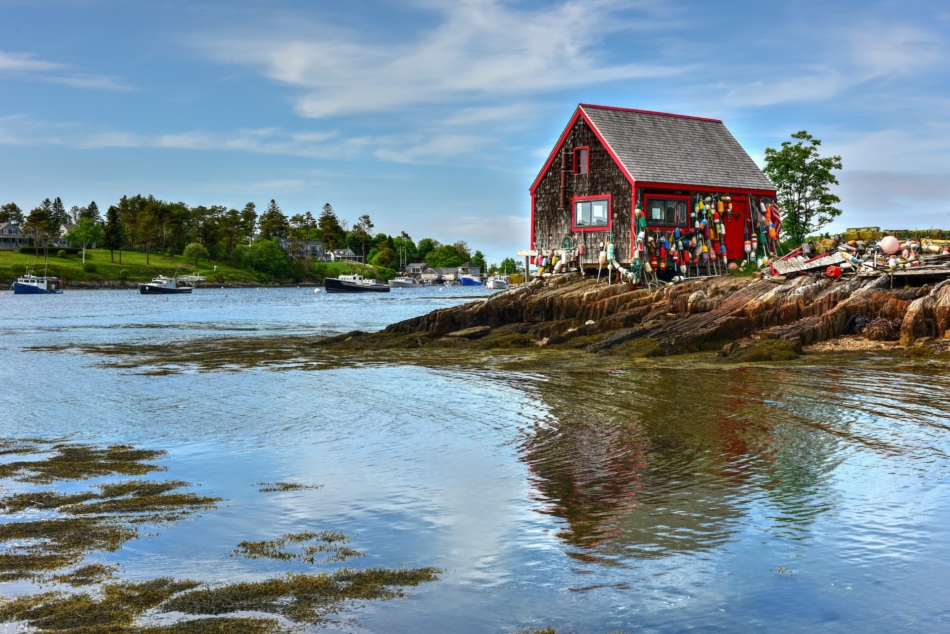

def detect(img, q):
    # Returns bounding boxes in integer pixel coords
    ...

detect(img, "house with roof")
[0,223,26,250]
[279,238,325,260]
[529,104,776,272]
[457,262,481,278]
[406,262,432,277]
[328,248,362,263]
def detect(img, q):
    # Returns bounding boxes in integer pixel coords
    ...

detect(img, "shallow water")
[2,288,950,632]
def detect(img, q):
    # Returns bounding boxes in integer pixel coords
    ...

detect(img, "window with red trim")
[573,147,589,174]
[644,195,689,227]
[573,196,610,231]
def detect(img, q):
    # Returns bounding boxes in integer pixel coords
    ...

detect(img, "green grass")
[0,249,254,285]
[0,249,395,285]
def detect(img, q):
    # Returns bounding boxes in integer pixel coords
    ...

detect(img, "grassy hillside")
[0,249,393,287]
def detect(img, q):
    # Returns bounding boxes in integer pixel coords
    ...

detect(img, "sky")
[1,0,948,265]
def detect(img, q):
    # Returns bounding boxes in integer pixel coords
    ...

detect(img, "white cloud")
[0,51,64,72]
[0,50,132,91]
[824,129,950,174]
[197,0,686,118]
[374,134,486,164]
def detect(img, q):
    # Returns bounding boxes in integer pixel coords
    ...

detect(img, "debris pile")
[771,227,950,283]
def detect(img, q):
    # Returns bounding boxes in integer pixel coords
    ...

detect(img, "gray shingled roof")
[581,105,775,192]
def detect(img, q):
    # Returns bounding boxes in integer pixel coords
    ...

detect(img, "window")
[573,196,610,231]
[643,196,689,227]
[573,147,589,174]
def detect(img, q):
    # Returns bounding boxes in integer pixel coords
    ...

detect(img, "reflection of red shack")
[529,104,778,275]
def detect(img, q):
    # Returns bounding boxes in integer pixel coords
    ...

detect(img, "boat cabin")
[529,104,777,273]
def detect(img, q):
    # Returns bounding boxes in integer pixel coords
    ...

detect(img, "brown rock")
[900,295,937,345]
[444,326,491,339]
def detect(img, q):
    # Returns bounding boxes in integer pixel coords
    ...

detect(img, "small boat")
[458,275,483,286]
[325,274,390,293]
[388,276,422,288]
[13,268,63,294]
[486,276,509,290]
[138,275,195,295]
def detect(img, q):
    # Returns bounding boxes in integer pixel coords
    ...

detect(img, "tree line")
[0,196,498,279]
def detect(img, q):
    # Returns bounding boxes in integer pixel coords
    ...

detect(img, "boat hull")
[486,279,509,290]
[13,282,62,295]
[324,277,390,293]
[458,276,482,286]
[138,284,192,294]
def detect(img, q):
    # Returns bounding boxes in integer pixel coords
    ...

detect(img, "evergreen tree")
[240,202,258,244]
[0,202,24,224]
[258,199,289,240]
[83,201,102,223]
[50,197,69,227]
[103,205,128,263]
[317,203,345,250]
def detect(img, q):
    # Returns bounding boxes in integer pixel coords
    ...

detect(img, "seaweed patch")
[254,481,323,493]
[232,532,364,564]
[0,440,218,583]
[0,439,442,632]
[162,567,442,625]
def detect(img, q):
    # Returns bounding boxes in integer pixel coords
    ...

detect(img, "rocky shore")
[323,273,950,363]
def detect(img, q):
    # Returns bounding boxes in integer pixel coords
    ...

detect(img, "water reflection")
[519,366,853,561]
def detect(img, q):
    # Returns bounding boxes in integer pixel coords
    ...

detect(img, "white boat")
[388,276,423,288]
[486,276,509,290]
[138,275,195,294]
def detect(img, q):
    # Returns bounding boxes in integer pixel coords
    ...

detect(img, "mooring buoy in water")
[314,288,321,294]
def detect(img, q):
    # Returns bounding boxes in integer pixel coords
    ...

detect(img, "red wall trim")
[579,103,723,123]
[530,191,536,249]
[573,146,590,174]
[570,193,613,233]
[636,181,776,196]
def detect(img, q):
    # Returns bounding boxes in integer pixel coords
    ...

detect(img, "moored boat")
[138,275,195,294]
[486,276,509,290]
[388,276,423,288]
[458,275,482,286]
[13,270,63,294]
[325,274,390,293]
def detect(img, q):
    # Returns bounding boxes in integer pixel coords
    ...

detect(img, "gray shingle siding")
[581,106,775,192]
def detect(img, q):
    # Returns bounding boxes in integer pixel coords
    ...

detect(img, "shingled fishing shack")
[526,104,779,281]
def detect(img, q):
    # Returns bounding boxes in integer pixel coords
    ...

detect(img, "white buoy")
[314,288,321,294]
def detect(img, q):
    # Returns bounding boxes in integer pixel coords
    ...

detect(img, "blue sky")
[1,0,947,264]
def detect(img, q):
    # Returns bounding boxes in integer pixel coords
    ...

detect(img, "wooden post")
[525,255,530,282]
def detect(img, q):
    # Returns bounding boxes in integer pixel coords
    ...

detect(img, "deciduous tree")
[354,214,374,261]
[65,217,104,263]
[183,242,210,268]
[763,131,843,246]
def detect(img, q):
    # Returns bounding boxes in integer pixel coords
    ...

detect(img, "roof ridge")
[579,103,722,124]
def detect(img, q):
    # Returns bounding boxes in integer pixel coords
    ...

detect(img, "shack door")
[723,198,748,260]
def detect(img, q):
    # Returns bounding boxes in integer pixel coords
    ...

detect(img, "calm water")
[2,287,950,632]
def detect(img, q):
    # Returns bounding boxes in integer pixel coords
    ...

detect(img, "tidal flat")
[3,287,950,632]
